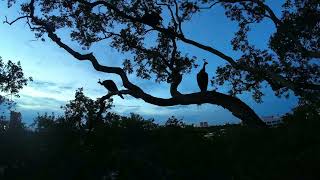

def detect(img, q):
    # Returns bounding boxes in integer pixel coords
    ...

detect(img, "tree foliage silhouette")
[0,56,31,106]
[4,0,319,126]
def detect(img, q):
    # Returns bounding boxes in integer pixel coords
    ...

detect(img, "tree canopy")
[4,0,319,126]
[0,56,31,106]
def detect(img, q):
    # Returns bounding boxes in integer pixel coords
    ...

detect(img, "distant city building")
[9,111,22,129]
[262,116,282,127]
[199,121,208,127]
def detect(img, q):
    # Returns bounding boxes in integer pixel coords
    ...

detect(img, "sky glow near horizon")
[0,0,298,125]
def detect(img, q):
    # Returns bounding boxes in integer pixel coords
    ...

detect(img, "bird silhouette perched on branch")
[141,11,163,27]
[98,79,124,99]
[197,61,209,93]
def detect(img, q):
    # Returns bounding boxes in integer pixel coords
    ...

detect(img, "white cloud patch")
[16,95,65,111]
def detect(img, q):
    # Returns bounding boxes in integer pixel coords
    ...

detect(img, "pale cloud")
[20,84,73,102]
[16,95,65,111]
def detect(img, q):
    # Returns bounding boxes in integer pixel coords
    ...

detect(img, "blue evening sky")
[0,0,298,125]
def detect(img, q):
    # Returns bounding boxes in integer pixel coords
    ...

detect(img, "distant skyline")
[0,0,298,125]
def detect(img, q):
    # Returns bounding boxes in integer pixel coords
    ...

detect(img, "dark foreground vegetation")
[0,102,319,180]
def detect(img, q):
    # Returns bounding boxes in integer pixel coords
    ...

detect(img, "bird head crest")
[98,79,102,85]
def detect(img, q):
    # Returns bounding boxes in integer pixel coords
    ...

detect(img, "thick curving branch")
[46,29,265,127]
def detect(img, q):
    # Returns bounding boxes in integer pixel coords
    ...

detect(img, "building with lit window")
[262,116,282,127]
[199,121,209,127]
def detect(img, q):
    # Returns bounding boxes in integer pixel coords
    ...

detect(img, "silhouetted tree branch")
[3,0,265,126]
[73,0,319,96]
[48,29,264,127]
[5,0,319,126]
